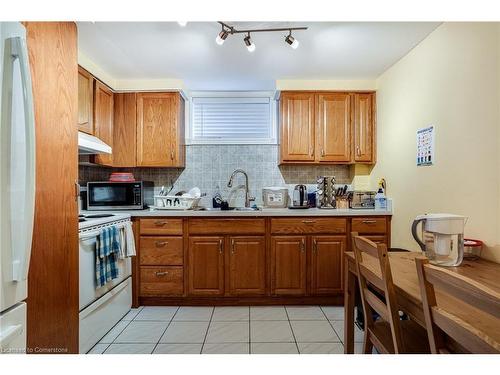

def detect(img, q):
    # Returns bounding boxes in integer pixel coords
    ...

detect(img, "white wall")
[370,23,500,262]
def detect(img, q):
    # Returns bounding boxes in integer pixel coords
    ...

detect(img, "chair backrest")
[415,257,500,354]
[351,232,404,353]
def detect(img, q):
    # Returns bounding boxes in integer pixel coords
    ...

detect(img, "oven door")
[87,182,142,210]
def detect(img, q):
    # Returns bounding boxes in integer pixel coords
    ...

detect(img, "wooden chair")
[351,232,430,354]
[415,257,500,353]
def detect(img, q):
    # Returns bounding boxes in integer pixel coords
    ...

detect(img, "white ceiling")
[77,22,440,90]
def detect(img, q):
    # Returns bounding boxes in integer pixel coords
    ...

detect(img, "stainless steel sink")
[234,207,261,211]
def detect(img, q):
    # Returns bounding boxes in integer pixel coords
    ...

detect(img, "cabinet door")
[77,66,94,134]
[93,81,114,166]
[311,236,346,295]
[228,236,266,296]
[188,236,224,296]
[353,93,375,163]
[271,236,307,295]
[316,93,351,162]
[113,93,137,167]
[136,92,182,167]
[280,92,315,162]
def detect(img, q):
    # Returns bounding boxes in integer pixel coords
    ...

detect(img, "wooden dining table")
[343,251,500,353]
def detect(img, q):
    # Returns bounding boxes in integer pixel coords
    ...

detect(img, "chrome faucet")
[227,169,255,208]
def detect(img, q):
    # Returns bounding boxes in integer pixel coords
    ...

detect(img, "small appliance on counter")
[87,181,153,210]
[290,184,308,209]
[317,176,336,209]
[411,213,466,267]
[350,191,376,209]
[262,187,289,208]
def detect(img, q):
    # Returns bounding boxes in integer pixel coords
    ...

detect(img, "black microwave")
[87,181,154,210]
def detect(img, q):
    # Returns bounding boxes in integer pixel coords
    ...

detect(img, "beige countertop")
[81,207,392,217]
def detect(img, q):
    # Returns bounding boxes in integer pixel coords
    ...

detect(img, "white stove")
[78,212,133,353]
[78,212,131,231]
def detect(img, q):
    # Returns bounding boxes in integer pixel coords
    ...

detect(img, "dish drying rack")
[152,194,205,210]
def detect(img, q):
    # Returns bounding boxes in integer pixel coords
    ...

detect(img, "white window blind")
[189,95,276,144]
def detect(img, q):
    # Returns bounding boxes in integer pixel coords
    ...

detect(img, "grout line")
[151,306,180,354]
[321,308,343,344]
[284,305,300,354]
[200,306,215,354]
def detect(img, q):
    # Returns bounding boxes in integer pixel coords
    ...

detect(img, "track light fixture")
[285,31,299,49]
[244,33,256,52]
[215,22,307,51]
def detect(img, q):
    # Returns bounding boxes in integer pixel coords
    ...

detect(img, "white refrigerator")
[0,22,36,354]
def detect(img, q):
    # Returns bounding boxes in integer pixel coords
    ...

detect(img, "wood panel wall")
[25,22,79,354]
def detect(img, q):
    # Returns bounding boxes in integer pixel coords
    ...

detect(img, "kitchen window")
[188,92,277,144]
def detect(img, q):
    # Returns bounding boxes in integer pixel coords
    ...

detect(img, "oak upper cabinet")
[310,236,345,295]
[316,93,351,163]
[136,92,185,167]
[279,90,376,164]
[227,236,266,296]
[280,92,315,162]
[113,93,137,167]
[93,81,114,166]
[271,236,307,295]
[188,236,225,296]
[77,66,94,134]
[353,93,375,163]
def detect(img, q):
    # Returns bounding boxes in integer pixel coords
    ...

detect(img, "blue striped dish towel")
[96,226,120,288]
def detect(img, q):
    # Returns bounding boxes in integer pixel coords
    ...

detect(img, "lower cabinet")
[188,235,266,296]
[271,236,307,295]
[310,236,346,295]
[188,236,225,296]
[228,236,266,296]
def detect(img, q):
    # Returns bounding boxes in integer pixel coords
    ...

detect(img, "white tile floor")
[87,305,365,354]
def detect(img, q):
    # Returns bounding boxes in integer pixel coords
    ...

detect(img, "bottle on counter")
[212,185,223,208]
[374,179,387,210]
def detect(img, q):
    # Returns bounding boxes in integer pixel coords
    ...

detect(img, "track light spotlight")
[244,33,256,52]
[216,29,229,45]
[285,32,299,49]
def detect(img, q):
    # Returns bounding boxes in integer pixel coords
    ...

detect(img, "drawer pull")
[155,241,168,247]
[302,220,316,224]
[231,239,235,254]
[313,239,318,252]
[155,271,169,277]
[300,238,306,252]
[219,239,223,254]
[154,221,168,226]
[362,220,377,224]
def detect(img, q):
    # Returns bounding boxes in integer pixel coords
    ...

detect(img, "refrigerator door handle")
[2,36,36,282]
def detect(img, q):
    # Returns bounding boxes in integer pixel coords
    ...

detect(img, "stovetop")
[78,212,131,231]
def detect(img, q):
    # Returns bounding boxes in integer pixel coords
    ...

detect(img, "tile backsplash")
[79,145,351,207]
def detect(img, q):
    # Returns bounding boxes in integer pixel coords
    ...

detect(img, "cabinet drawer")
[271,218,347,234]
[140,218,183,235]
[139,236,183,265]
[188,218,265,235]
[139,266,183,296]
[351,217,387,234]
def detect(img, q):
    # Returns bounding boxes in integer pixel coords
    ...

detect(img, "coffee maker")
[411,213,466,266]
[291,184,308,208]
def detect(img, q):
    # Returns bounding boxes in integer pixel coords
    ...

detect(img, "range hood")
[78,131,112,155]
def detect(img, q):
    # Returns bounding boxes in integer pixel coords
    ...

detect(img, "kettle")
[411,213,466,267]
[292,184,308,208]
